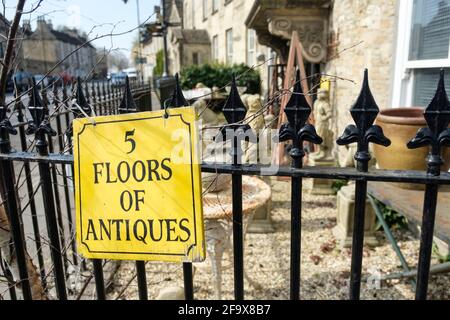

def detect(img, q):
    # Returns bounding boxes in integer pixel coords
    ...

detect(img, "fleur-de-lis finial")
[278,69,322,167]
[336,69,391,171]
[119,76,137,114]
[26,77,56,138]
[169,73,188,108]
[216,74,254,165]
[407,69,450,176]
[0,103,17,137]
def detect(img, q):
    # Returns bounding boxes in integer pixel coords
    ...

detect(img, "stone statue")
[310,88,333,160]
[244,94,264,164]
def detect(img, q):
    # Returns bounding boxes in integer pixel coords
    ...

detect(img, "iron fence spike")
[169,73,188,108]
[119,76,137,114]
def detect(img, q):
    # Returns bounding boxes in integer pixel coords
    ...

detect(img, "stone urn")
[373,107,450,189]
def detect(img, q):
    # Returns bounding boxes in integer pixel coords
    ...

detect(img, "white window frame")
[392,0,450,107]
[191,0,195,28]
[226,28,233,64]
[212,0,219,13]
[203,0,208,20]
[212,35,219,61]
[246,28,255,66]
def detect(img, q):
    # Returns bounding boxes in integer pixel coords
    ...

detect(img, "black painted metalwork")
[169,73,188,108]
[41,83,69,276]
[53,84,78,268]
[119,77,138,114]
[218,75,255,300]
[0,68,448,301]
[92,259,106,300]
[26,79,68,300]
[168,74,195,301]
[135,261,148,300]
[407,69,450,300]
[0,101,32,300]
[278,69,322,300]
[336,69,391,300]
[117,77,146,301]
[13,82,48,291]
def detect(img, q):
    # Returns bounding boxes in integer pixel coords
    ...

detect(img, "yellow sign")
[73,107,205,263]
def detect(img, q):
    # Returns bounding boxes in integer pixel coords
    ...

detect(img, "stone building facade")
[142,0,272,91]
[143,0,450,164]
[325,0,398,164]
[21,17,97,78]
[247,0,450,163]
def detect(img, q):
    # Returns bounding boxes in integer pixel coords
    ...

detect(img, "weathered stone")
[155,286,185,300]
[306,158,336,195]
[332,184,379,248]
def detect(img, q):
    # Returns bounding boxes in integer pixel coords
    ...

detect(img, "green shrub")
[153,50,164,78]
[180,63,261,94]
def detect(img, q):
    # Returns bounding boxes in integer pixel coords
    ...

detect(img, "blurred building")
[20,17,97,78]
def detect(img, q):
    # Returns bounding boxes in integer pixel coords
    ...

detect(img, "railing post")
[118,76,147,300]
[72,77,106,299]
[168,74,194,300]
[407,69,450,300]
[13,82,48,291]
[217,74,255,300]
[53,84,78,267]
[26,79,68,299]
[278,69,323,300]
[0,103,32,300]
[337,69,390,300]
[95,82,102,116]
[41,83,69,275]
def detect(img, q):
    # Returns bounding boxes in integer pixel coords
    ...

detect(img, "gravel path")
[108,178,450,300]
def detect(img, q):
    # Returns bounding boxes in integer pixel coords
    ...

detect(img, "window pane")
[203,0,207,19]
[413,68,450,106]
[247,29,255,66]
[409,0,450,60]
[212,35,218,60]
[213,0,219,12]
[226,29,233,63]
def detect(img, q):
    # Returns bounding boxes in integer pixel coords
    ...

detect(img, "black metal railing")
[0,68,449,300]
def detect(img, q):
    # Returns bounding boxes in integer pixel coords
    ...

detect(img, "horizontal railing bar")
[202,163,450,185]
[2,153,450,185]
[0,152,74,164]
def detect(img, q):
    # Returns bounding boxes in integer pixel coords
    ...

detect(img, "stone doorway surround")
[245,0,331,64]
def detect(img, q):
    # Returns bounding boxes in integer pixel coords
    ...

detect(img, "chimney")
[22,19,31,32]
[47,19,53,30]
[36,16,49,32]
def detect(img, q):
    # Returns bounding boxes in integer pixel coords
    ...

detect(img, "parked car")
[110,72,127,87]
[123,68,138,81]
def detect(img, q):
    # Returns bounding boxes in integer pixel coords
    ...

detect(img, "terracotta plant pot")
[373,107,450,190]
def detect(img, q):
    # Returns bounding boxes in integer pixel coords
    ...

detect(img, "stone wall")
[182,43,211,67]
[325,0,398,164]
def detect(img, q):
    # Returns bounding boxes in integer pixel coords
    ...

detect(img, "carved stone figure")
[310,88,333,160]
[244,94,264,164]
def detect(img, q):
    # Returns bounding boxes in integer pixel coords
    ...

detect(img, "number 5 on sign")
[73,107,206,263]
